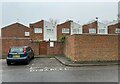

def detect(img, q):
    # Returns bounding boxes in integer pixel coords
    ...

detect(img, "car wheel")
[32,56,34,59]
[25,60,29,65]
[25,58,30,65]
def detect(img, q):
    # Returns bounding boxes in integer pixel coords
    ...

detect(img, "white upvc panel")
[72,28,82,34]
[98,22,108,34]
[44,20,57,41]
[71,22,82,35]
[98,28,108,34]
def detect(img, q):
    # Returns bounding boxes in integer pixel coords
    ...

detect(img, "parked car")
[7,46,34,65]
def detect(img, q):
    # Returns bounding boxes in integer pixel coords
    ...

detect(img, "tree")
[59,35,66,43]
[49,18,59,25]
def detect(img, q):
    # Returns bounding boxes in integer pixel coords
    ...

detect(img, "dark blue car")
[7,46,34,65]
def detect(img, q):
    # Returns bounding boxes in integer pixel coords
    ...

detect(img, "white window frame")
[34,28,42,33]
[62,28,69,33]
[89,28,96,34]
[47,29,54,34]
[50,42,54,47]
[115,28,120,33]
[72,29,77,34]
[98,28,106,34]
[25,32,30,36]
[72,28,81,34]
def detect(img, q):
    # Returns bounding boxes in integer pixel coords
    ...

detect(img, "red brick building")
[83,19,120,35]
[57,20,82,41]
[57,20,71,41]
[108,21,120,34]
[1,19,120,62]
[83,20,98,34]
[1,22,30,38]
[1,21,62,57]
[30,20,44,41]
[30,20,57,41]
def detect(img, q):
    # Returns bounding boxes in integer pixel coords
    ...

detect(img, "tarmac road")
[1,58,119,82]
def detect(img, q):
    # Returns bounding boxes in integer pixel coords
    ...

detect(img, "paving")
[55,55,119,67]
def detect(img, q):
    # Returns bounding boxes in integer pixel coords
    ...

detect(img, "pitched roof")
[57,20,73,26]
[1,22,29,29]
[30,20,44,25]
[83,19,97,25]
[107,20,119,26]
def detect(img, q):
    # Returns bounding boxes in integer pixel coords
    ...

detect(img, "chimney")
[95,17,98,21]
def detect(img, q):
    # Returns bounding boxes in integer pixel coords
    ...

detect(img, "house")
[30,20,57,41]
[82,20,98,34]
[1,22,30,38]
[97,21,108,34]
[82,19,108,34]
[107,20,120,34]
[57,20,82,41]
[71,21,82,35]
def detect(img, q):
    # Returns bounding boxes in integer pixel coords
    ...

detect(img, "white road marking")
[39,69,44,71]
[59,68,62,71]
[29,67,70,72]
[50,58,55,59]
[30,70,33,72]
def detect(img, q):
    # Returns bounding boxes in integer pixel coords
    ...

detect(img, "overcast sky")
[0,1,119,28]
[0,0,119,36]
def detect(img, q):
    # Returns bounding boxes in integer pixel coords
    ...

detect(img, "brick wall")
[1,23,30,38]
[47,41,63,55]
[64,34,120,62]
[82,21,98,33]
[1,38,63,58]
[63,35,75,60]
[0,38,2,58]
[2,38,39,58]
[30,20,44,41]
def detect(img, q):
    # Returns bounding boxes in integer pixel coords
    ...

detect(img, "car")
[6,46,34,65]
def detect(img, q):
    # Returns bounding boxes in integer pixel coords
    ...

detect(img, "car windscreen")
[10,47,24,53]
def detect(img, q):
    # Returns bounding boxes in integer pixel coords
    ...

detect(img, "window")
[72,29,77,34]
[89,28,96,34]
[50,42,54,47]
[72,29,80,34]
[99,29,106,34]
[47,29,54,34]
[25,32,30,36]
[115,28,120,33]
[10,47,24,53]
[62,28,69,33]
[34,28,42,33]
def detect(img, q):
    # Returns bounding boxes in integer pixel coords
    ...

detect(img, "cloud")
[1,2,118,27]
